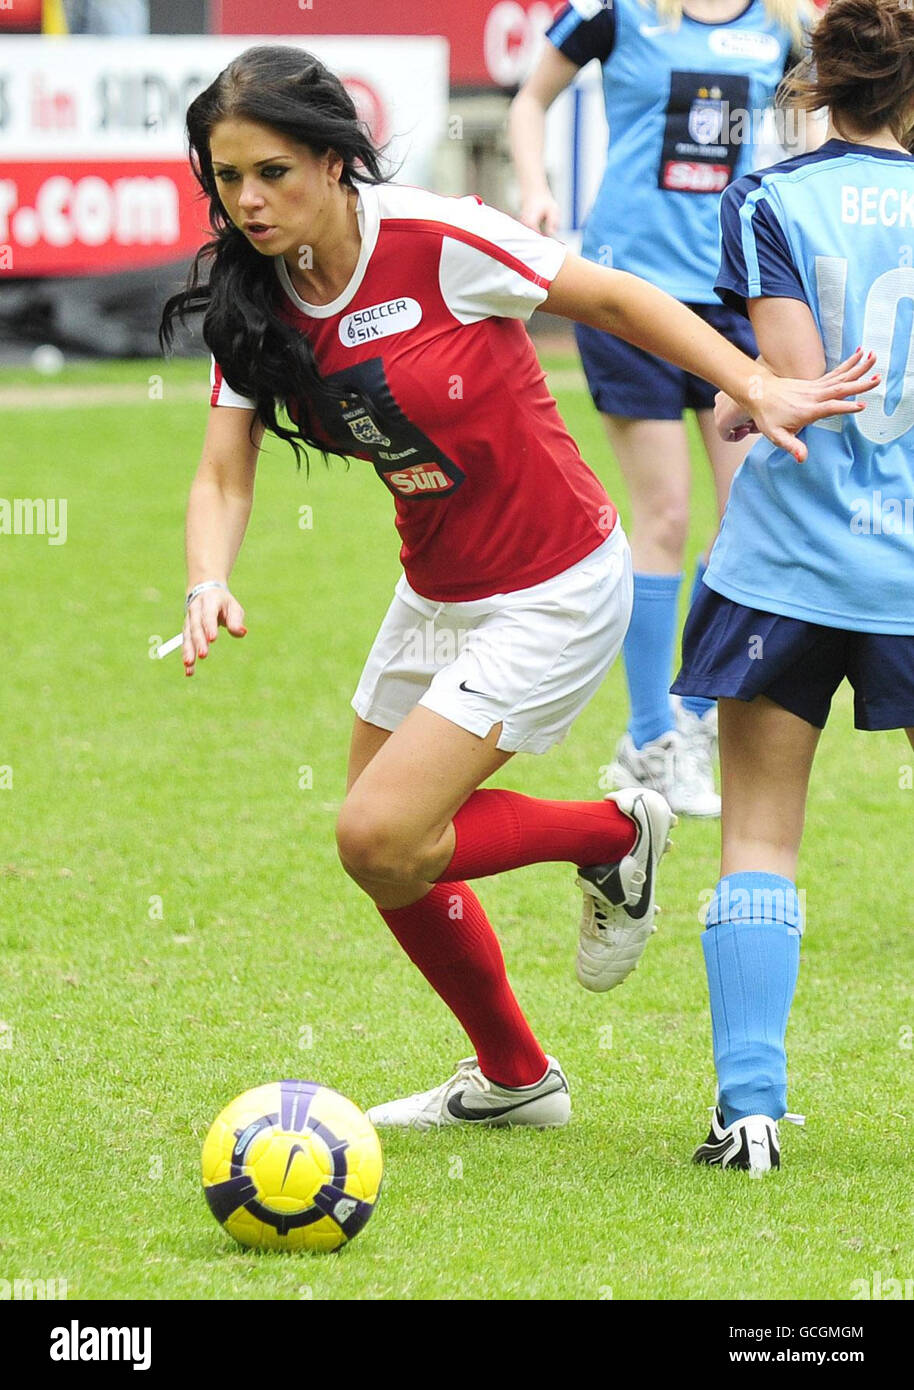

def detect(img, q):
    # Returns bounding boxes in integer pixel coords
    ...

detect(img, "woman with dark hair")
[672,0,914,1172]
[161,44,873,1131]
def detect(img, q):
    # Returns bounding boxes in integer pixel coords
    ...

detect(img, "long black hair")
[159,45,388,464]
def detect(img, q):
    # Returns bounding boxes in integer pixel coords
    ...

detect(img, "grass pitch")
[2,354,912,1301]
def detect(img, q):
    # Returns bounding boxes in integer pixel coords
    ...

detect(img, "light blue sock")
[702,872,803,1125]
[680,559,715,720]
[623,572,682,748]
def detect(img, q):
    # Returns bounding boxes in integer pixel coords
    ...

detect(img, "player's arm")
[183,404,264,675]
[508,42,579,234]
[713,297,830,439]
[542,254,877,460]
[749,297,826,378]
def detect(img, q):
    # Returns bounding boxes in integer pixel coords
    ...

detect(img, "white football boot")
[608,728,720,818]
[692,1106,805,1176]
[673,695,719,778]
[365,1056,570,1132]
[575,787,676,992]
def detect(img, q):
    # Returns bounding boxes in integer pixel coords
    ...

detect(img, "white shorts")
[352,524,633,754]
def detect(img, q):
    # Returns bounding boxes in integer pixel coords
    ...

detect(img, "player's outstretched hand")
[183,587,246,677]
[747,349,879,462]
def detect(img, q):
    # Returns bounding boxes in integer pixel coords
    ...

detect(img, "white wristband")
[185,580,228,612]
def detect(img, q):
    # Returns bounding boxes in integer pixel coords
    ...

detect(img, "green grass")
[2,354,912,1301]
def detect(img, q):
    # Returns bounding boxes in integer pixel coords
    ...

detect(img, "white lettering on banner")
[841,185,914,228]
[339,298,422,346]
[0,182,15,237]
[483,2,555,87]
[0,176,179,248]
[96,72,210,133]
[113,178,179,242]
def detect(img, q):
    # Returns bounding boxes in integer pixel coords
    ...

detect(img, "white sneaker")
[575,788,676,992]
[673,695,718,772]
[693,1106,805,1176]
[608,728,720,818]
[365,1056,570,1132]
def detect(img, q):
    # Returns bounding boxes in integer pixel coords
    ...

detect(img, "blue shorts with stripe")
[575,302,757,420]
[672,583,914,731]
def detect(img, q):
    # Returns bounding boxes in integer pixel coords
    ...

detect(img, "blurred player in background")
[511,0,814,816]
[672,0,914,1171]
[161,45,871,1132]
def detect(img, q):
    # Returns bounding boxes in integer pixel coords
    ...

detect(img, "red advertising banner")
[0,0,42,32]
[0,36,446,278]
[215,0,560,87]
[0,160,205,277]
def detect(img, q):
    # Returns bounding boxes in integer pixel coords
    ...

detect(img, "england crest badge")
[341,400,391,448]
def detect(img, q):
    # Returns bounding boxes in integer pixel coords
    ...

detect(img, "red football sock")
[378,881,547,1088]
[443,789,637,882]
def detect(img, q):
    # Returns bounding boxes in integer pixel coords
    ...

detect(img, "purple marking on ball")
[279,1079,321,1133]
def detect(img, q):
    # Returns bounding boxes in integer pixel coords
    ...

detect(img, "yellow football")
[201,1080,383,1252]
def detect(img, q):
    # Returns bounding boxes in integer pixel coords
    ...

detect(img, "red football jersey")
[211,183,616,602]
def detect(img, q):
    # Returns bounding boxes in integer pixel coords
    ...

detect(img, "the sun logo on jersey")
[382,463,453,496]
[689,88,725,147]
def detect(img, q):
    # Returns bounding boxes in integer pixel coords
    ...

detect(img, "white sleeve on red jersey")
[210,356,256,409]
[434,195,568,325]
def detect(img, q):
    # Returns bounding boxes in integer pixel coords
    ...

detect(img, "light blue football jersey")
[548,0,796,301]
[707,139,914,633]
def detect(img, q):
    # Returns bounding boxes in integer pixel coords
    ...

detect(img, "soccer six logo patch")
[339,297,422,346]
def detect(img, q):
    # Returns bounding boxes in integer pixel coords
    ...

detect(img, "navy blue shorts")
[672,584,914,731]
[575,302,757,420]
